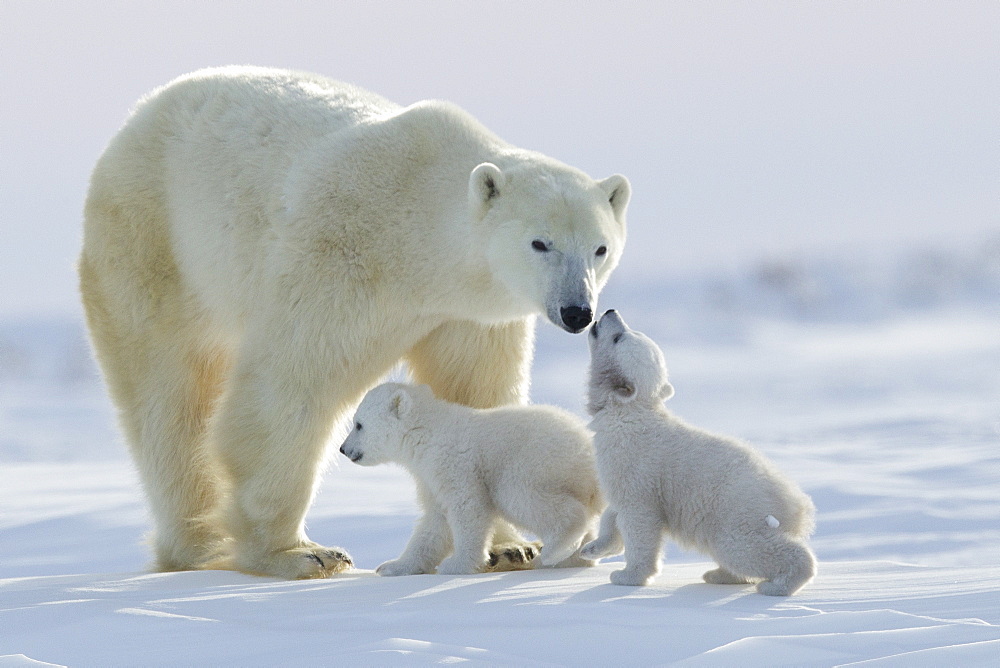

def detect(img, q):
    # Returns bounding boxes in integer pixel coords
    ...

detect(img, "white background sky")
[1,1,997,317]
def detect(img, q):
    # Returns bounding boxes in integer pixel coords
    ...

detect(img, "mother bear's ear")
[598,174,631,222]
[469,162,506,220]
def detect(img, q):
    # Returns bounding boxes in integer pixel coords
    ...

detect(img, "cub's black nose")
[561,305,593,333]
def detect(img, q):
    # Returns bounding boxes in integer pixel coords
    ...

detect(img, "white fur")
[79,66,629,578]
[581,311,817,596]
[341,383,603,575]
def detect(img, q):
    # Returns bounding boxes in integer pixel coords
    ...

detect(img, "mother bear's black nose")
[561,305,593,332]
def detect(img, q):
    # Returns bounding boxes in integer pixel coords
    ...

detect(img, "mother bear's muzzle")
[560,305,594,333]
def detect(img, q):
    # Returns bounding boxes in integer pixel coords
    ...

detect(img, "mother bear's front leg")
[406,317,540,571]
[209,306,415,579]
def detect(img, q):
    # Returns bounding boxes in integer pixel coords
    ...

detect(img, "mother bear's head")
[469,160,630,333]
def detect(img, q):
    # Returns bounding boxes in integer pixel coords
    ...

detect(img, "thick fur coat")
[341,383,603,575]
[80,66,629,578]
[581,311,817,596]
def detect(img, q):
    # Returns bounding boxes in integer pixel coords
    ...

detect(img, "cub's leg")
[712,529,817,596]
[581,507,624,560]
[609,505,665,586]
[549,529,598,568]
[753,538,816,596]
[377,483,453,576]
[407,318,540,571]
[434,483,495,575]
[520,495,593,567]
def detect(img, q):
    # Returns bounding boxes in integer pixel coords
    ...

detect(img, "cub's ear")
[389,388,413,420]
[659,381,675,402]
[599,174,631,221]
[612,381,637,403]
[469,163,505,219]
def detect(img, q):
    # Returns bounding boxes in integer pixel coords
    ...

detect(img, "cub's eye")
[596,245,608,257]
[612,333,623,344]
[531,240,550,252]
[355,422,363,431]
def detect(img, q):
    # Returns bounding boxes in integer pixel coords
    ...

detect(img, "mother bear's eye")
[531,240,550,252]
[596,245,607,257]
[355,422,363,431]
[613,333,623,344]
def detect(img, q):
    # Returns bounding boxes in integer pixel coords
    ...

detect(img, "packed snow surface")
[2,243,998,666]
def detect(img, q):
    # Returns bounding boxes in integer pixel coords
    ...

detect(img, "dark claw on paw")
[308,553,325,568]
[327,550,352,566]
[487,553,500,567]
[505,548,525,564]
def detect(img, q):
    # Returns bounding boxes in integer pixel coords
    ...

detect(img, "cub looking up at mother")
[80,66,630,579]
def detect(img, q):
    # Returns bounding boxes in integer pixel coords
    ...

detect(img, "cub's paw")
[580,537,622,561]
[703,567,752,585]
[538,542,577,567]
[756,580,796,597]
[436,555,483,575]
[551,552,598,568]
[610,567,655,586]
[484,541,542,572]
[376,559,432,577]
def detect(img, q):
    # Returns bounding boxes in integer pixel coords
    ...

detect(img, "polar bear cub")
[581,310,817,596]
[341,383,603,575]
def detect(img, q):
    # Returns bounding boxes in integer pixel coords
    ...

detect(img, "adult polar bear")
[80,66,630,579]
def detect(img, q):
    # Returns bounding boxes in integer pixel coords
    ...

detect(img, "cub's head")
[339,383,431,466]
[469,161,630,333]
[587,310,674,414]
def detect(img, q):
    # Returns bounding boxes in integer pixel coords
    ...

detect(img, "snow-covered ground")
[2,241,999,666]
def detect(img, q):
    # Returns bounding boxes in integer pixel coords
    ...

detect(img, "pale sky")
[1,1,997,316]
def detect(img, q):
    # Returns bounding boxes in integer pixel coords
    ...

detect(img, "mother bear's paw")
[238,544,354,579]
[288,546,354,579]
[484,540,542,572]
